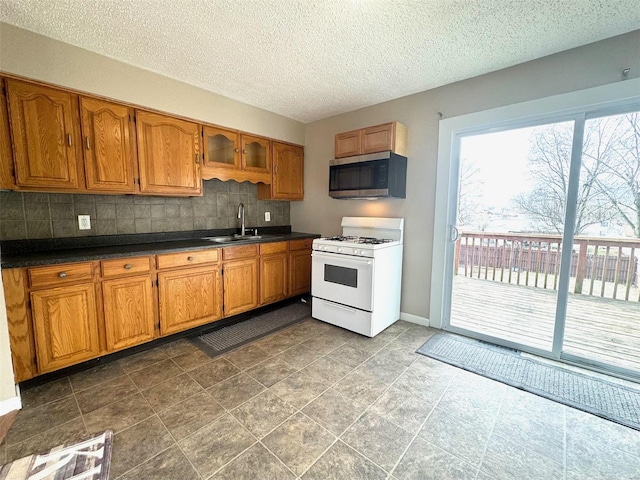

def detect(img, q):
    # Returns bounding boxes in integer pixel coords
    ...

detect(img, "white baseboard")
[399,312,430,327]
[0,394,21,416]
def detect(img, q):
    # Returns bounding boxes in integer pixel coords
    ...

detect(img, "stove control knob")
[337,247,342,253]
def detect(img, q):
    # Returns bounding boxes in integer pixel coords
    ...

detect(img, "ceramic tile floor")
[2,316,640,479]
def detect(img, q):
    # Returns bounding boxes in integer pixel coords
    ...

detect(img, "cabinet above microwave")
[335,122,407,159]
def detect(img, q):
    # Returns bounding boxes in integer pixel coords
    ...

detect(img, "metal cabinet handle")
[242,150,247,155]
[234,148,239,153]
[195,153,199,164]
[124,263,133,270]
[67,134,72,147]
[187,256,195,261]
[59,272,67,278]
[85,136,91,150]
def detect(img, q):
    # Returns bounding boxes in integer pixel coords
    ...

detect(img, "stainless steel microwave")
[329,151,407,199]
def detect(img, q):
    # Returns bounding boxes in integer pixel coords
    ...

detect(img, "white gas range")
[311,217,404,337]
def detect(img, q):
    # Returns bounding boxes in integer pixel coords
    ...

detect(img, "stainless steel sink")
[201,235,262,243]
[233,235,262,240]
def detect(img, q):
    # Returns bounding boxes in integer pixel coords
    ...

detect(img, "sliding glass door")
[562,111,640,373]
[444,106,640,378]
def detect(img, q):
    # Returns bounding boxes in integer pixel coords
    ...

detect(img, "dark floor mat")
[417,333,640,431]
[190,301,311,358]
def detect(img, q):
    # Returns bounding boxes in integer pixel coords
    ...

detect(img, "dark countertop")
[0,227,320,268]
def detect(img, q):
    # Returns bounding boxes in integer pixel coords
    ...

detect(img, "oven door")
[311,251,373,311]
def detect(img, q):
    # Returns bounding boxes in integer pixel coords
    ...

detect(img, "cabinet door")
[241,134,271,173]
[31,283,99,373]
[0,81,15,189]
[80,97,136,193]
[6,79,82,189]
[102,275,156,351]
[223,258,258,316]
[158,264,223,335]
[289,249,312,296]
[335,130,361,158]
[260,254,288,305]
[272,142,303,200]
[203,125,240,169]
[361,123,394,155]
[136,110,201,195]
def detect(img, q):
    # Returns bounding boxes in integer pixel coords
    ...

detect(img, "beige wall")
[0,23,305,145]
[293,30,640,321]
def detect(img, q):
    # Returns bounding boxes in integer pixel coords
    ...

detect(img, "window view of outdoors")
[450,112,640,372]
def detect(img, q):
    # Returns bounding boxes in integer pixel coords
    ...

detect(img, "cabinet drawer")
[289,238,313,251]
[259,241,288,256]
[29,262,93,288]
[156,249,218,269]
[223,244,258,261]
[101,256,151,278]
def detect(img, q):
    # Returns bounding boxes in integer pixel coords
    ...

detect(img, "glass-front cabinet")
[201,126,271,183]
[241,134,270,173]
[203,126,240,169]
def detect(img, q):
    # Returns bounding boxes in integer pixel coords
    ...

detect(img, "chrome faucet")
[237,203,245,236]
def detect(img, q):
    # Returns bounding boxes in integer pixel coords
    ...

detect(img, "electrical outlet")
[265,211,271,222]
[78,215,91,230]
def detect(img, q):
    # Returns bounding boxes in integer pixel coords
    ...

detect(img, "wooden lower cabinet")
[260,254,288,305]
[102,275,156,351]
[289,249,312,296]
[3,239,315,382]
[30,283,100,373]
[223,258,258,316]
[158,264,223,335]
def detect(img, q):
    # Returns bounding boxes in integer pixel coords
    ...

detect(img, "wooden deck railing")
[455,232,640,302]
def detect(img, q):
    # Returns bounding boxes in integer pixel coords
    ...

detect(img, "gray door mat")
[189,302,311,358]
[417,333,640,431]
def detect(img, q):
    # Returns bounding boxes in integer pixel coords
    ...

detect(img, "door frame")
[430,79,640,380]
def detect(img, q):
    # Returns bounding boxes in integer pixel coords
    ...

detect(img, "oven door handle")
[312,251,372,265]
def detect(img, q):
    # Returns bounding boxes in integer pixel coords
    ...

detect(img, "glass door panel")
[449,120,575,352]
[241,134,270,172]
[203,126,239,169]
[562,112,640,374]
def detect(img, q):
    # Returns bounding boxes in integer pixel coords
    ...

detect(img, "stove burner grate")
[319,236,393,245]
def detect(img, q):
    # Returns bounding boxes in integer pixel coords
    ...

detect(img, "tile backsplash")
[0,179,289,240]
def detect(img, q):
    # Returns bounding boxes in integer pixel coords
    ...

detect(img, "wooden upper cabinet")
[201,129,271,184]
[362,123,394,154]
[0,80,16,189]
[80,97,137,193]
[135,110,201,196]
[6,79,83,190]
[335,122,407,158]
[203,125,240,170]
[272,142,303,200]
[258,142,304,201]
[241,134,270,173]
[335,130,362,158]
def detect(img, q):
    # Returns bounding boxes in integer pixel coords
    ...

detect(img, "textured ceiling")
[1,1,639,123]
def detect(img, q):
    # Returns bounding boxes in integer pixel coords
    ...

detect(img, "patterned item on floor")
[0,430,112,480]
[190,301,311,358]
[417,333,640,431]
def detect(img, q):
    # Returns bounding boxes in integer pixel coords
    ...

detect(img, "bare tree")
[590,113,640,238]
[457,156,485,228]
[514,122,614,235]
